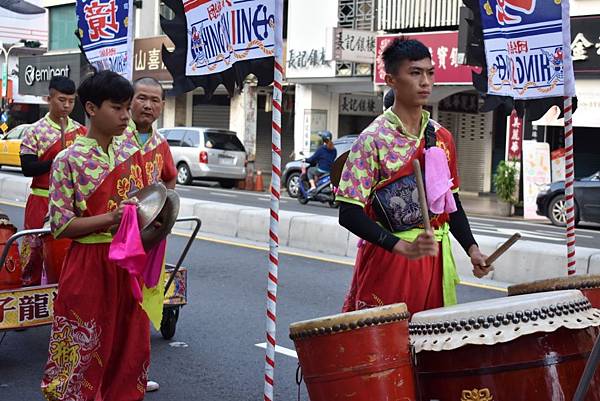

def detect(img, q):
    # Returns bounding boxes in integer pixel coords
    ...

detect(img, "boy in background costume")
[41,71,149,401]
[337,38,493,314]
[126,76,177,393]
[19,76,86,285]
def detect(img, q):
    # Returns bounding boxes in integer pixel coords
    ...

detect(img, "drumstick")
[412,159,431,232]
[485,233,522,266]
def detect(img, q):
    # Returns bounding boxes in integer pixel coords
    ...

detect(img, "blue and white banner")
[183,0,275,76]
[76,0,134,80]
[480,0,575,99]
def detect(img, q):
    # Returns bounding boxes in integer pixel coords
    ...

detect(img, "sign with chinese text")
[287,47,330,70]
[375,31,473,85]
[570,15,600,77]
[339,94,382,116]
[479,0,575,99]
[522,140,550,219]
[133,36,175,82]
[439,93,479,114]
[184,0,275,76]
[0,285,57,330]
[76,0,134,79]
[506,110,523,161]
[330,28,376,64]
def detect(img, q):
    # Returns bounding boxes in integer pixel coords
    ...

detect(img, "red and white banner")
[374,31,473,85]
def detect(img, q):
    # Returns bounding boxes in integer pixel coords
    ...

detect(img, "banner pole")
[564,95,576,275]
[264,1,284,400]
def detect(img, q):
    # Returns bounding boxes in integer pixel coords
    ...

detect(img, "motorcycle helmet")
[318,130,333,143]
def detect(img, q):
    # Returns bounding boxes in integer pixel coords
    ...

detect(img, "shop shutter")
[192,105,230,129]
[454,112,493,193]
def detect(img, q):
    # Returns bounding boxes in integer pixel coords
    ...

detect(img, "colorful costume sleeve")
[49,151,77,237]
[336,134,380,208]
[160,142,177,183]
[20,125,38,156]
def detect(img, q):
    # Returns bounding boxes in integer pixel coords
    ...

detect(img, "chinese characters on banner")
[184,0,276,76]
[374,32,473,85]
[507,110,523,162]
[133,36,175,81]
[0,286,57,330]
[339,94,383,116]
[478,0,575,99]
[76,0,134,80]
[332,28,376,64]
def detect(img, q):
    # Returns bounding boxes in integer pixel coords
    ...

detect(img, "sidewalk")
[460,192,505,217]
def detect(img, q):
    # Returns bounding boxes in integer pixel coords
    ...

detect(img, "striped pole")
[264,1,284,400]
[564,96,576,275]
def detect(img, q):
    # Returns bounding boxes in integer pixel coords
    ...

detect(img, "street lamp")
[0,42,25,111]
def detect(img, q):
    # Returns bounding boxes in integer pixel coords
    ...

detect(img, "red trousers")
[41,242,150,401]
[342,241,444,315]
[21,194,48,286]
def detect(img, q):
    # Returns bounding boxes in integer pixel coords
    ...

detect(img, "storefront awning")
[532,80,600,128]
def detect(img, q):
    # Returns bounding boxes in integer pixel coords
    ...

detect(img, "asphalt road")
[1,168,598,248]
[0,204,504,401]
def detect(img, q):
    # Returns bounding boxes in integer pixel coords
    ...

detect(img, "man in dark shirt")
[306,131,337,193]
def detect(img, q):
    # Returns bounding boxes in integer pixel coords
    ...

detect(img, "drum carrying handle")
[0,228,51,273]
[295,363,303,401]
[164,217,202,294]
[573,332,600,401]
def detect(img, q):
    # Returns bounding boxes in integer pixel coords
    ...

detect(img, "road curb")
[1,172,598,285]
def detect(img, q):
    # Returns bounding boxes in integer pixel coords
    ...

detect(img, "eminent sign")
[23,64,71,87]
[18,54,86,96]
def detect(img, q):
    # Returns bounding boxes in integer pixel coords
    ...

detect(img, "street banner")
[479,0,575,99]
[76,0,134,80]
[183,0,275,76]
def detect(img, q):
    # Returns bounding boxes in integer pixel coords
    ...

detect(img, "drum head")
[508,275,600,296]
[410,290,600,353]
[330,150,350,188]
[290,303,408,340]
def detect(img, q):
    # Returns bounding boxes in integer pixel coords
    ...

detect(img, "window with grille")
[337,0,374,77]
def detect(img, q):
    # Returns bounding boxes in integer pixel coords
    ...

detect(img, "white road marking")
[209,192,238,198]
[472,227,566,242]
[535,229,594,239]
[254,343,298,359]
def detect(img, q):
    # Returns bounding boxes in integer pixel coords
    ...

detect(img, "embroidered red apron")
[41,151,150,401]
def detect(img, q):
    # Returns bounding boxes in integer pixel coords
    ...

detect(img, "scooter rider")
[306,131,337,195]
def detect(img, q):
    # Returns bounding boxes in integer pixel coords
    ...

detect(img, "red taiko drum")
[0,222,21,290]
[290,303,416,401]
[509,275,600,308]
[410,290,600,400]
[42,235,71,284]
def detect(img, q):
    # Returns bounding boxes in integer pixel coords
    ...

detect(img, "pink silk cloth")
[425,147,457,215]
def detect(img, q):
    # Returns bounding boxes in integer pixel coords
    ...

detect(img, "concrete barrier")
[1,172,598,286]
[0,174,30,203]
[288,214,350,256]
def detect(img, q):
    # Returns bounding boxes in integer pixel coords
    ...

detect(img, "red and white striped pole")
[563,96,576,275]
[264,1,284,400]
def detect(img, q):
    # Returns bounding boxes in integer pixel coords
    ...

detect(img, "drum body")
[0,223,21,290]
[411,290,600,401]
[509,275,600,308]
[42,235,71,284]
[290,303,416,401]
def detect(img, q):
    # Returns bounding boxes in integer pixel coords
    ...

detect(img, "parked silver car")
[158,127,247,188]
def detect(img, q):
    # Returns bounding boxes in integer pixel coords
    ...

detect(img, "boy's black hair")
[133,77,165,100]
[381,37,431,75]
[77,70,134,116]
[48,76,76,95]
